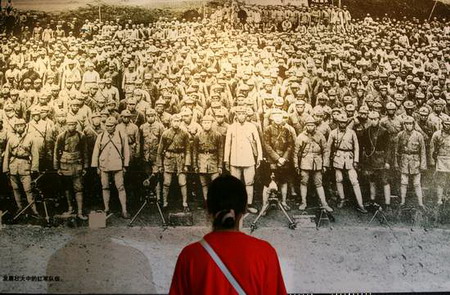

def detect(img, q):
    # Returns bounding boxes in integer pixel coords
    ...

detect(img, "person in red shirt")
[169,175,287,295]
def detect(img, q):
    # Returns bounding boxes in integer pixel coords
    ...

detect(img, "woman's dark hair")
[207,175,247,230]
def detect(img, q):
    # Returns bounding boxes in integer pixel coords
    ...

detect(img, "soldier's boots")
[317,187,333,212]
[77,212,88,220]
[281,202,291,211]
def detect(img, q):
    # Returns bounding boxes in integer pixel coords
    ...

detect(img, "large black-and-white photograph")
[0,0,450,293]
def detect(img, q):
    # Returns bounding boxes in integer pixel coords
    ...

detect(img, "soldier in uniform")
[91,116,130,218]
[193,115,223,203]
[117,110,141,202]
[324,113,367,213]
[360,111,392,208]
[140,108,165,202]
[294,116,333,212]
[430,117,450,205]
[224,106,263,214]
[3,119,40,216]
[263,110,294,211]
[156,114,191,211]
[394,116,427,207]
[83,112,104,202]
[54,117,89,220]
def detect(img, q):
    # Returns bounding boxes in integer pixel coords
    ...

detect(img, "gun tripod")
[250,190,296,232]
[128,175,167,228]
[368,202,391,227]
[12,172,56,227]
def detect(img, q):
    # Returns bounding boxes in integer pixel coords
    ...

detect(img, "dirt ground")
[1,217,450,294]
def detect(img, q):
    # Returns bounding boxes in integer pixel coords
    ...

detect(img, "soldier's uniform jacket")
[157,112,172,128]
[212,121,229,141]
[83,124,104,165]
[53,130,89,176]
[91,129,130,172]
[3,132,39,175]
[380,116,402,136]
[324,128,360,169]
[193,129,224,174]
[28,119,55,160]
[156,127,191,173]
[289,112,309,135]
[360,125,390,170]
[427,112,450,133]
[0,129,8,170]
[263,123,293,170]
[140,121,165,163]
[117,122,140,159]
[394,130,427,174]
[68,109,90,132]
[294,130,327,171]
[430,130,450,172]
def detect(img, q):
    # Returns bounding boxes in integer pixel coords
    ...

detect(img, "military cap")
[183,97,195,104]
[336,113,348,123]
[433,86,441,92]
[91,112,101,119]
[215,109,226,117]
[328,89,337,96]
[442,116,450,125]
[171,114,181,121]
[201,115,214,122]
[434,99,446,106]
[403,100,415,109]
[379,84,387,90]
[211,101,221,108]
[14,118,26,126]
[345,104,356,112]
[304,115,316,125]
[70,99,81,105]
[403,116,415,124]
[263,94,275,101]
[349,78,358,84]
[4,103,14,111]
[66,116,77,124]
[100,109,110,116]
[416,92,426,99]
[385,102,397,110]
[40,106,50,112]
[105,116,118,126]
[30,107,40,115]
[240,84,250,91]
[181,108,193,116]
[418,107,430,116]
[121,110,132,117]
[274,97,284,106]
[372,102,383,109]
[368,111,380,119]
[235,106,248,113]
[155,99,165,106]
[98,79,106,84]
[313,106,324,116]
[407,84,416,90]
[295,99,306,106]
[317,93,329,101]
[359,105,369,114]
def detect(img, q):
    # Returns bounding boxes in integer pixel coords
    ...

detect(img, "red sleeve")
[168,247,190,295]
[264,245,288,295]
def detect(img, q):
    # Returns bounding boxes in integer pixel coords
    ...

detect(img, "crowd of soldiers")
[210,0,353,33]
[0,1,449,224]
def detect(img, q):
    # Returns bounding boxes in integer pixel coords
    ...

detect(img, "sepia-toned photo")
[0,0,450,293]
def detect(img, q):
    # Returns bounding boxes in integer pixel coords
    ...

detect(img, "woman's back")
[169,231,286,295]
